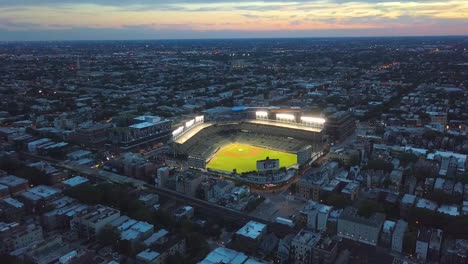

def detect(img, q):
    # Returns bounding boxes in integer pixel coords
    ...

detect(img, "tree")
[358,200,384,218]
[288,183,297,194]
[321,193,351,209]
[364,159,393,172]
[167,253,186,264]
[186,232,210,262]
[398,153,418,167]
[382,178,392,188]
[403,231,417,254]
[347,154,361,167]
[97,226,120,247]
[64,183,103,205]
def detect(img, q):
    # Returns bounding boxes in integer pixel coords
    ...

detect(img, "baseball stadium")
[170,108,325,183]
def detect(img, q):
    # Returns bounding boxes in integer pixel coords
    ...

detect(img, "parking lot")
[249,190,306,222]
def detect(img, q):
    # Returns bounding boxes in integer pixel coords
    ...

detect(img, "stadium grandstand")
[170,108,326,175]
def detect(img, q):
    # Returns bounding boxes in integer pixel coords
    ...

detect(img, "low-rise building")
[391,220,408,253]
[379,220,396,248]
[235,221,267,251]
[415,228,432,262]
[176,173,204,197]
[337,206,385,246]
[312,237,338,264]
[0,222,44,254]
[290,229,321,264]
[174,205,194,220]
[70,205,120,240]
[199,247,267,264]
[0,175,28,194]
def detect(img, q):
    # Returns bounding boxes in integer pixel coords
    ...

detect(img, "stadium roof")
[173,122,213,144]
[249,119,323,132]
[173,119,322,144]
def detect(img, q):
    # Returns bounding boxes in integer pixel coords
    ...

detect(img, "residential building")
[235,221,267,252]
[175,173,204,197]
[70,205,120,240]
[290,229,321,264]
[199,247,267,264]
[0,222,44,254]
[325,111,356,142]
[391,220,408,253]
[312,237,338,264]
[415,228,432,262]
[337,206,385,246]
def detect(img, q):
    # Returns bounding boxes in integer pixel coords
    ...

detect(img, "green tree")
[321,193,351,209]
[398,153,418,167]
[167,253,187,264]
[358,200,384,218]
[364,159,393,172]
[97,226,120,247]
[186,232,210,262]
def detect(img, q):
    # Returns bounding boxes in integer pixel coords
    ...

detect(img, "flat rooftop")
[0,175,27,187]
[28,185,60,198]
[63,176,89,187]
[236,221,266,240]
[137,249,160,261]
[199,247,267,264]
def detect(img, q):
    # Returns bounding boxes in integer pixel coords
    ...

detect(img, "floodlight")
[185,119,195,128]
[276,113,295,120]
[301,116,326,124]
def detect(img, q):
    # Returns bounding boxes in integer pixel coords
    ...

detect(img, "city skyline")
[0,0,467,40]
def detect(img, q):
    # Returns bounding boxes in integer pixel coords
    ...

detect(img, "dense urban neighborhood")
[0,36,467,264]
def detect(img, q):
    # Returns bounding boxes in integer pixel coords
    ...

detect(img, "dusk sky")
[0,0,467,40]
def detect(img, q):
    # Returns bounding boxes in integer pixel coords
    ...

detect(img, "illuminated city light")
[276,113,295,120]
[195,115,204,123]
[185,119,195,128]
[256,111,268,117]
[172,126,184,136]
[301,116,326,124]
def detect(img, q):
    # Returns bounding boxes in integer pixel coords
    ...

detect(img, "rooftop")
[0,175,27,187]
[401,194,417,205]
[293,230,321,247]
[28,185,60,198]
[136,249,160,261]
[236,221,267,240]
[340,206,386,228]
[199,247,267,264]
[2,197,24,208]
[437,204,459,216]
[415,198,438,211]
[63,176,89,187]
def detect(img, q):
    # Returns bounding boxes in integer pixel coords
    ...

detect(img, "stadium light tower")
[256,111,268,120]
[300,116,326,124]
[301,116,326,129]
[172,126,184,139]
[185,119,195,128]
[276,113,296,123]
[195,115,204,123]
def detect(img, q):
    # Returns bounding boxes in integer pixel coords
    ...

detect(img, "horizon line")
[1,34,467,43]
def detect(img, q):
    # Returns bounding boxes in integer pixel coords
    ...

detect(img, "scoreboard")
[257,158,280,171]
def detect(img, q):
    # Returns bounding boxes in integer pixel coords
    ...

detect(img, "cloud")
[0,0,466,40]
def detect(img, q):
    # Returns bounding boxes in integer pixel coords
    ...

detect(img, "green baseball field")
[206,143,297,173]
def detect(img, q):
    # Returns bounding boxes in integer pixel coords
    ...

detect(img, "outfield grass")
[206,143,297,173]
